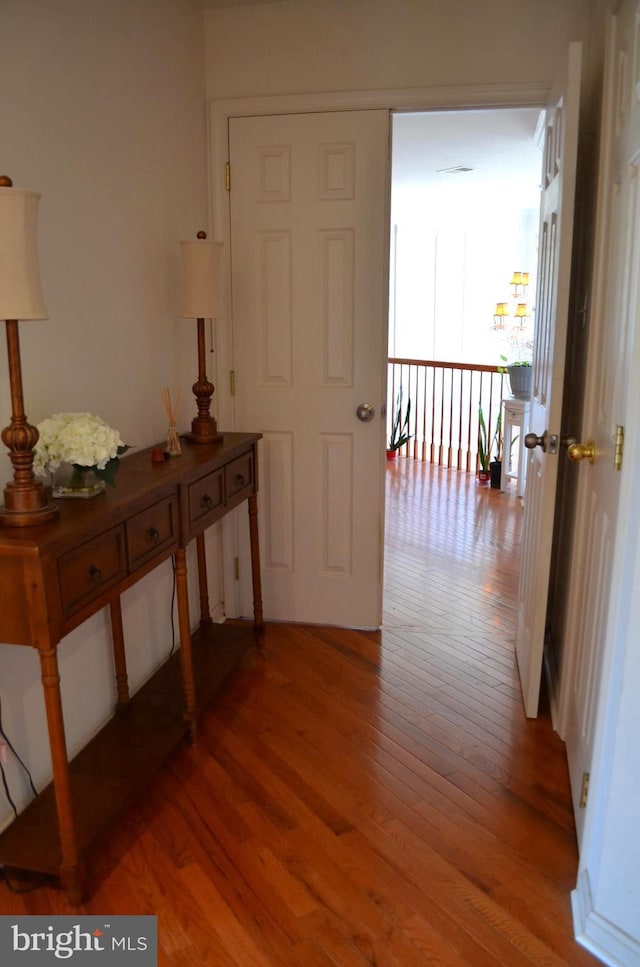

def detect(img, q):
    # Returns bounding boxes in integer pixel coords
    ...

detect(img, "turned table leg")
[195,532,212,626]
[38,644,83,904]
[247,493,264,645]
[109,597,130,708]
[174,547,197,741]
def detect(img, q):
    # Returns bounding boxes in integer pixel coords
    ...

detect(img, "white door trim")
[207,83,549,618]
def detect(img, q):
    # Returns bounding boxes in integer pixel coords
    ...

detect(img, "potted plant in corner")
[387,388,412,460]
[489,411,503,489]
[478,407,502,485]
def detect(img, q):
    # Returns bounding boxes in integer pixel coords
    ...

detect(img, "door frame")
[207,82,549,618]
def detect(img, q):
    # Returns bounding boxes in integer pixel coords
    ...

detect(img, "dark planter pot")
[490,461,502,489]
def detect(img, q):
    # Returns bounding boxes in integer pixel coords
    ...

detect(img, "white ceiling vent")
[437,165,477,174]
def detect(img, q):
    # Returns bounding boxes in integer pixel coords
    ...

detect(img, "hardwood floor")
[0,458,597,965]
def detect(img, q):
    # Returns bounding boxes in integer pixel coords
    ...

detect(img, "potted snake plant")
[387,389,412,459]
[478,407,502,485]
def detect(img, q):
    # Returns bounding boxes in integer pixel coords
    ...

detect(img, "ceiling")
[392,108,543,200]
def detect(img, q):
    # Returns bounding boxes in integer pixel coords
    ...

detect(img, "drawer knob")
[235,474,246,487]
[88,564,102,586]
[148,526,160,544]
[202,494,214,510]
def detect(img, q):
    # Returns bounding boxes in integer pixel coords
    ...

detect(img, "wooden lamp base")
[186,418,224,445]
[0,483,58,527]
[187,317,223,445]
[0,319,58,528]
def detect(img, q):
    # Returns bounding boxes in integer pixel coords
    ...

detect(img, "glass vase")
[165,424,182,456]
[52,465,107,499]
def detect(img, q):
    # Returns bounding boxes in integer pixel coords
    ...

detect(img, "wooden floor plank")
[0,458,597,965]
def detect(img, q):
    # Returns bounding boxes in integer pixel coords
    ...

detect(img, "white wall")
[390,201,539,365]
[0,0,210,823]
[205,0,597,101]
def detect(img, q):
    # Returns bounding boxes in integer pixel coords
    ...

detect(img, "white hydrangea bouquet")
[34,412,129,494]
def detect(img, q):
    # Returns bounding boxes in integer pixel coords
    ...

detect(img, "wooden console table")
[0,432,263,902]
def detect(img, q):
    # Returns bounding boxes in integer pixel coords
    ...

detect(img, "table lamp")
[179,231,224,444]
[0,175,58,527]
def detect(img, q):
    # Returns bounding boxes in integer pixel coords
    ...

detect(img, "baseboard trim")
[572,869,640,966]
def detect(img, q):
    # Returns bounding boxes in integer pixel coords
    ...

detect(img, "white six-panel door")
[559,3,640,845]
[515,44,582,716]
[229,110,389,628]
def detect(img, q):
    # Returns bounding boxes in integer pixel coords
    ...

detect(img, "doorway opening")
[383,107,543,632]
[388,107,542,364]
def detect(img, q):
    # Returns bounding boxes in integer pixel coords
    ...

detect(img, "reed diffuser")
[162,387,182,456]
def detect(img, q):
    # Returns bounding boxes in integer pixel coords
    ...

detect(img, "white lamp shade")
[0,185,48,320]
[179,238,223,319]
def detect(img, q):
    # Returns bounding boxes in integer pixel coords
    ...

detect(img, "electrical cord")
[0,761,17,818]
[0,695,37,797]
[0,697,50,893]
[0,865,56,894]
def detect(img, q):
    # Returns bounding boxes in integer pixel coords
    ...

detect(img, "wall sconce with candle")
[0,175,58,527]
[514,303,531,329]
[493,302,509,330]
[510,271,529,297]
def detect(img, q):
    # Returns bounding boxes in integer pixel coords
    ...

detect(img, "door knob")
[524,430,560,455]
[567,439,596,464]
[356,403,375,422]
[524,431,547,451]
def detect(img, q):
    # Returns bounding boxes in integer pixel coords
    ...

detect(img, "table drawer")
[188,468,224,527]
[225,452,254,502]
[126,495,178,571]
[58,526,126,618]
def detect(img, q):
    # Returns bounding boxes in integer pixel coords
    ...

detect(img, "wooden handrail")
[389,357,503,373]
[387,357,508,472]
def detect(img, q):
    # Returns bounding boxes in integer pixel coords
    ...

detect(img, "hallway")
[0,458,595,965]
